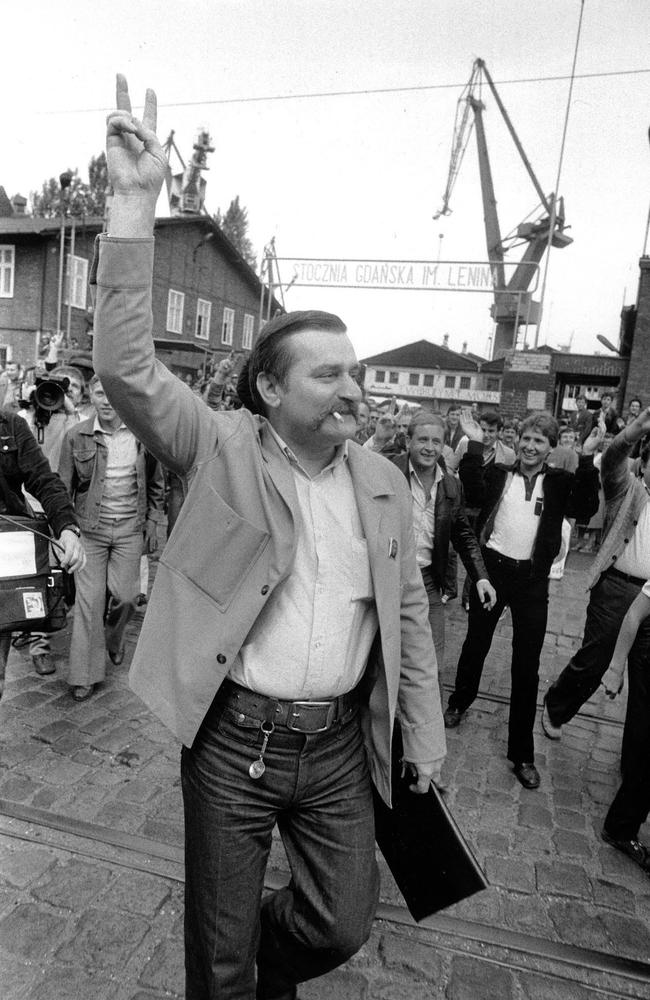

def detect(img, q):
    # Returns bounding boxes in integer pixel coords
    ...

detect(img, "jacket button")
[261,585,269,595]
[216,654,226,664]
[623,539,629,544]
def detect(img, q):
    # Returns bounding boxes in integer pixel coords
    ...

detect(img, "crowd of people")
[1,76,649,999]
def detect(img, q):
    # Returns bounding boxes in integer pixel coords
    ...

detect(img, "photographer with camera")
[0,407,85,697]
[19,365,91,675]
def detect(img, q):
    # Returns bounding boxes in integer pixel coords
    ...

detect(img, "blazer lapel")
[347,446,396,572]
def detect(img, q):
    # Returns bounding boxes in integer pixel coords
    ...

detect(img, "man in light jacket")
[92,76,446,1000]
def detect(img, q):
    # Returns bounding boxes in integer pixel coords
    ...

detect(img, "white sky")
[3,0,649,361]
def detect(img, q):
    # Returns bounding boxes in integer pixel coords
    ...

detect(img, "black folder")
[373,727,489,921]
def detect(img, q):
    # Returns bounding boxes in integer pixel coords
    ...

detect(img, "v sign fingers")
[116,73,132,113]
[143,87,157,133]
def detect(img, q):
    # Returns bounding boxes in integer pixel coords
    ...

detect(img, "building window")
[242,313,255,350]
[460,376,471,390]
[167,290,185,334]
[195,299,211,340]
[409,373,420,386]
[389,371,399,384]
[486,377,500,391]
[64,255,88,309]
[423,374,434,387]
[0,245,15,298]
[375,370,386,383]
[445,376,456,389]
[221,307,235,346]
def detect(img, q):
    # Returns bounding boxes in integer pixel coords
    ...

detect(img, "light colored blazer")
[92,237,445,805]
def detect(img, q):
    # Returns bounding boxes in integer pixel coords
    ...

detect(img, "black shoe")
[32,653,55,675]
[513,762,540,789]
[108,647,124,666]
[601,829,650,874]
[444,706,463,729]
[71,684,94,702]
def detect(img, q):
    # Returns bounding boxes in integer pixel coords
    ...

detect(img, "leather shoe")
[32,653,55,676]
[513,762,540,789]
[443,706,463,729]
[108,647,124,666]
[541,698,562,740]
[71,685,94,702]
[602,829,650,874]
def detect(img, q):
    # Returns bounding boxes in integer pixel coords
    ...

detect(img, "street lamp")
[596,334,621,355]
[56,171,73,343]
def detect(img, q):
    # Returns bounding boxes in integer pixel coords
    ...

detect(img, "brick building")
[0,211,276,379]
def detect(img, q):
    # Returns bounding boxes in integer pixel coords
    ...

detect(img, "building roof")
[0,216,104,234]
[361,339,481,372]
[0,212,280,314]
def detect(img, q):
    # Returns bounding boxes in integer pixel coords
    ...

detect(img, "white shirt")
[408,461,441,568]
[486,472,544,560]
[616,495,650,579]
[93,417,138,519]
[229,430,378,699]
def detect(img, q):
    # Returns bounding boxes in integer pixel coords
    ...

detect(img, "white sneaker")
[541,699,562,740]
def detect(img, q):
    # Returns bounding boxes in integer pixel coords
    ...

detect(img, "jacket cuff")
[92,235,155,290]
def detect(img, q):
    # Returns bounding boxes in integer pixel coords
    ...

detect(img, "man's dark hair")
[479,409,503,430]
[236,310,347,415]
[519,411,559,447]
[629,396,643,408]
[408,411,445,437]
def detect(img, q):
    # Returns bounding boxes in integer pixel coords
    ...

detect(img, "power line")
[39,66,650,115]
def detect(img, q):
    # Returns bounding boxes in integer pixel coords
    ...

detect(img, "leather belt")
[217,678,359,733]
[483,548,532,570]
[607,567,646,588]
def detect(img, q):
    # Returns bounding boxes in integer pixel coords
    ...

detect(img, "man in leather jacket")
[0,409,85,695]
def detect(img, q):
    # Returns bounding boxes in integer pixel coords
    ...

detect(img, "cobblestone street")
[1,551,649,998]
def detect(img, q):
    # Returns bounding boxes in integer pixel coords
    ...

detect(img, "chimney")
[462,341,468,354]
[11,194,27,216]
[442,333,449,348]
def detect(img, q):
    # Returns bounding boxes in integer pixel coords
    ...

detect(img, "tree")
[31,152,109,218]
[214,196,257,270]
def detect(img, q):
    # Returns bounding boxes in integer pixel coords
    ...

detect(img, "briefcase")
[373,724,489,921]
[0,515,67,633]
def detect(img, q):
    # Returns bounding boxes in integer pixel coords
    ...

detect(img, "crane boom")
[435,59,572,358]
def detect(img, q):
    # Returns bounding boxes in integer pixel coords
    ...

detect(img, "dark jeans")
[605,605,650,838]
[181,693,379,1000]
[448,547,549,764]
[545,572,641,725]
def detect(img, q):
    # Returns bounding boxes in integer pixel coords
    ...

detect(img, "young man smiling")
[391,412,496,684]
[444,411,600,789]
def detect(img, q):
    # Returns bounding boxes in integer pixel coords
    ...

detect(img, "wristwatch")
[62,524,82,538]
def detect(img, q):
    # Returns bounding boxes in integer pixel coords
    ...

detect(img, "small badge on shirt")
[534,498,543,517]
[388,537,398,559]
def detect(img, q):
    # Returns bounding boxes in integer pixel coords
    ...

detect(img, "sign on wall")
[274,259,535,294]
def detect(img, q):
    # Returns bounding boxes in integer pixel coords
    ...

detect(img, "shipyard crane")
[435,59,572,358]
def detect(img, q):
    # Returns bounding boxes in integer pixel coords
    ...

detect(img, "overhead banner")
[273,259,536,294]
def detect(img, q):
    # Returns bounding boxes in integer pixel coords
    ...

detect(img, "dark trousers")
[448,547,549,763]
[181,693,379,1000]
[545,572,641,725]
[605,608,650,838]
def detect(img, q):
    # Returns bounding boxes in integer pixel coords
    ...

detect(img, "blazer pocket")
[162,486,270,611]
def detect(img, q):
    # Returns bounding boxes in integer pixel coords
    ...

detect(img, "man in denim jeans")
[58,376,164,702]
[93,77,446,1000]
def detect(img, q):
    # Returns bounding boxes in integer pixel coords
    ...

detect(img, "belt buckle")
[287,700,335,733]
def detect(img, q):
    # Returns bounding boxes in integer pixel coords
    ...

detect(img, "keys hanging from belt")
[249,701,277,780]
